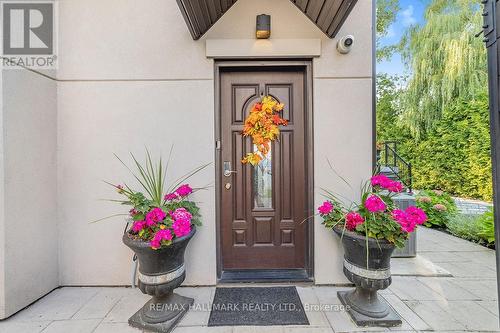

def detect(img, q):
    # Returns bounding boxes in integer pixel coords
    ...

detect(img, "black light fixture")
[256,14,271,39]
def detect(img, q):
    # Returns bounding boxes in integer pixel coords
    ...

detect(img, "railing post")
[384,142,388,166]
[394,142,398,167]
[408,162,413,194]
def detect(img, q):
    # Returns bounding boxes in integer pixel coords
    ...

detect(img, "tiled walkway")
[0,227,498,332]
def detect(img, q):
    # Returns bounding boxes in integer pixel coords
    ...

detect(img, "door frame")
[214,59,314,282]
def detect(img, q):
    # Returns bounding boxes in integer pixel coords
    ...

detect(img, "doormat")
[208,286,309,326]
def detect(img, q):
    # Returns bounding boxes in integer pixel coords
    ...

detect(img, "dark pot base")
[338,289,402,327]
[128,292,194,333]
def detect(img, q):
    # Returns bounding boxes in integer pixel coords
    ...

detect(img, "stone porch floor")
[0,227,498,333]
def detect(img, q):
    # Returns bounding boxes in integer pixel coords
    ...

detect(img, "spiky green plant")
[94,148,210,224]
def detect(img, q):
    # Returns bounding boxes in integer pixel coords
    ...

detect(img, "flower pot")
[333,226,402,327]
[122,226,196,333]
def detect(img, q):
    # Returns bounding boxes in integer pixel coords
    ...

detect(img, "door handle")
[223,161,237,177]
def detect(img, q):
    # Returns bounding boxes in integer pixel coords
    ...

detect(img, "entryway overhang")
[176,0,358,40]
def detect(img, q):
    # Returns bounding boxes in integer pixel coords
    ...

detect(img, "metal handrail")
[377,141,413,193]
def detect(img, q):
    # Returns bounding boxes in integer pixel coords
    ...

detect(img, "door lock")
[223,161,237,177]
[225,183,232,190]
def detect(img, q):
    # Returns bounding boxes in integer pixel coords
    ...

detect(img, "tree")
[376,0,400,61]
[399,0,487,136]
[376,74,415,163]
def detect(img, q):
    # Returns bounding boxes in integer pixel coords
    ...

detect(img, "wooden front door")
[219,66,309,271]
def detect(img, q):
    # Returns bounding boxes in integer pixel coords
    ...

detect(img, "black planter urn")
[334,226,402,327]
[123,226,196,333]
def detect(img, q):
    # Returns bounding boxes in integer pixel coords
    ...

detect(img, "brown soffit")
[291,0,358,38]
[176,0,238,40]
[177,0,358,40]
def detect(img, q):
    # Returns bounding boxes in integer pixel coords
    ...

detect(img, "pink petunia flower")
[150,229,173,249]
[318,201,334,215]
[365,195,386,213]
[132,220,146,233]
[176,184,193,197]
[345,212,365,231]
[145,207,166,227]
[172,218,191,238]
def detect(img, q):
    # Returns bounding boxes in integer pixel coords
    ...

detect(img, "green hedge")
[411,94,492,201]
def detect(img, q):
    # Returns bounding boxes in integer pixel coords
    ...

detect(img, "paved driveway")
[0,227,498,332]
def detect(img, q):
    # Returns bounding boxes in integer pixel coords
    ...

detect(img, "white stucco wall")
[38,0,372,287]
[0,69,58,318]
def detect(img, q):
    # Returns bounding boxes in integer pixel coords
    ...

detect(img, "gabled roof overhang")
[176,0,358,40]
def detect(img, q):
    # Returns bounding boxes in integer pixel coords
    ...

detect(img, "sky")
[377,0,428,76]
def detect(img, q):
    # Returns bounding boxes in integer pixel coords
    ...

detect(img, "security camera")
[337,35,354,54]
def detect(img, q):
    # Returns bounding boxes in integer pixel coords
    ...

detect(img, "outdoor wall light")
[256,14,271,39]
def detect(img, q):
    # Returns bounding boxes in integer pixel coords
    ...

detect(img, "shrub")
[416,190,457,228]
[478,208,495,244]
[447,214,484,244]
[410,95,493,202]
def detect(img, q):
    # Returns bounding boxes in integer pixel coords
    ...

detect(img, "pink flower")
[365,195,386,213]
[385,180,403,193]
[172,218,191,237]
[176,184,193,197]
[145,207,166,227]
[370,174,403,193]
[392,209,406,222]
[150,229,173,249]
[417,196,431,203]
[170,208,193,238]
[164,192,178,201]
[318,201,334,215]
[392,206,427,233]
[171,207,192,222]
[345,212,365,231]
[116,184,124,194]
[406,206,427,225]
[433,204,447,212]
[391,209,415,233]
[150,238,161,249]
[129,208,139,216]
[371,175,392,187]
[132,220,146,233]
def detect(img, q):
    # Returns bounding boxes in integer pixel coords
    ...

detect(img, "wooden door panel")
[220,69,307,270]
